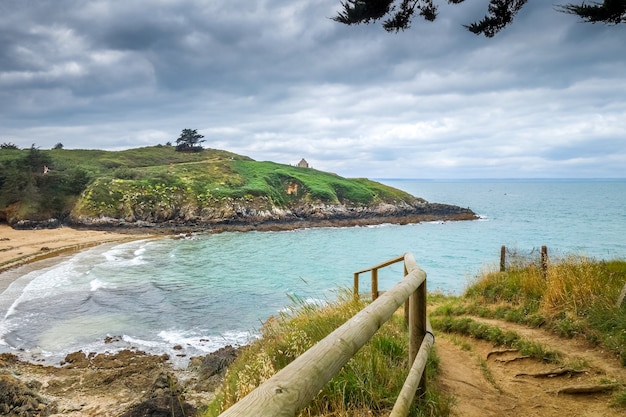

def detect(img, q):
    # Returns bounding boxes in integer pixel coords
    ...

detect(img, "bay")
[1,179,625,365]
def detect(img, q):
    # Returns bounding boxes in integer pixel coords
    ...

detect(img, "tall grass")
[462,253,626,365]
[203,290,452,417]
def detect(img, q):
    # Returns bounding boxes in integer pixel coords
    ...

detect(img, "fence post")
[541,246,548,279]
[500,245,506,272]
[404,263,409,325]
[353,272,359,299]
[372,268,379,300]
[218,263,427,417]
[409,274,427,396]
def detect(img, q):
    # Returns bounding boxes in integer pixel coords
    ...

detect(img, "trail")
[435,316,625,417]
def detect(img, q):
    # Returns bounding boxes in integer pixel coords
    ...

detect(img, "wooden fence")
[218,253,434,417]
[500,245,549,279]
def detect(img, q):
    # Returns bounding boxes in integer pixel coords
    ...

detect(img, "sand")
[0,225,153,274]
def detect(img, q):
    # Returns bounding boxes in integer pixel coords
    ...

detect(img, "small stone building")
[296,158,309,168]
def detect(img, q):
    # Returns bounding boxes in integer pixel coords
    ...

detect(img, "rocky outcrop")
[66,197,477,232]
[0,347,239,417]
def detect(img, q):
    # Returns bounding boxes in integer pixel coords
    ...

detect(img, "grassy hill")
[0,145,439,228]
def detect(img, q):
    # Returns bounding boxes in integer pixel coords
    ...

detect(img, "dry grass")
[203,290,452,417]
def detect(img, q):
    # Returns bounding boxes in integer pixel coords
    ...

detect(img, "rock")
[61,351,90,368]
[0,374,57,417]
[189,345,239,379]
[119,373,196,417]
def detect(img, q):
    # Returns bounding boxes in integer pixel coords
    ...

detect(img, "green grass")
[231,160,416,206]
[431,253,626,409]
[203,291,452,417]
[1,146,418,224]
[458,255,626,365]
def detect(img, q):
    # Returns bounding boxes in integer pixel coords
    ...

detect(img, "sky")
[1,1,625,179]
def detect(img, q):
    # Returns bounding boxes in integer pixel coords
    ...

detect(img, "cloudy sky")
[1,1,625,179]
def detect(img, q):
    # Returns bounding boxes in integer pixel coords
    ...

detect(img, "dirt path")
[435,316,625,417]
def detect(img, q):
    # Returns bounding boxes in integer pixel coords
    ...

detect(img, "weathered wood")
[541,245,548,280]
[218,262,427,417]
[403,263,409,325]
[353,254,406,274]
[405,253,428,394]
[372,268,379,300]
[353,254,405,299]
[500,245,506,272]
[389,322,434,417]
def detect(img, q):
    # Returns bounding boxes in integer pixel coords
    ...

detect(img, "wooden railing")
[218,253,434,417]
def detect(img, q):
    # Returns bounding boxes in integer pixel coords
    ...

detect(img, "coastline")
[0,225,232,416]
[0,224,155,275]
[1,208,477,273]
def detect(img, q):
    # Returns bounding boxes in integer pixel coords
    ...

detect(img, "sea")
[1,179,625,367]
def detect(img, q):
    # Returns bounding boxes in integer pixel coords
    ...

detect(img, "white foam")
[3,263,76,318]
[101,241,149,266]
[158,329,256,353]
[122,335,162,349]
[89,278,108,292]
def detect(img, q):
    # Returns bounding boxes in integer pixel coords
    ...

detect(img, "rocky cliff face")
[66,193,477,232]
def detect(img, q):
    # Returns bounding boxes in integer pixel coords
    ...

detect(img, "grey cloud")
[1,1,625,178]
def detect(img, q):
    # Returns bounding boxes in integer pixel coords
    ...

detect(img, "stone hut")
[296,158,309,168]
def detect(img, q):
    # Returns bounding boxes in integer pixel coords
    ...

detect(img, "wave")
[157,329,255,353]
[101,240,150,267]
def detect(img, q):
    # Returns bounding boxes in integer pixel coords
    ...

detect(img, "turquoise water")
[1,179,625,366]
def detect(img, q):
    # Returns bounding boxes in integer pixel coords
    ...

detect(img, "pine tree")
[175,129,205,152]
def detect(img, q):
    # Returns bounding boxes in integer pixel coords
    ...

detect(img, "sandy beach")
[0,225,223,416]
[0,225,153,273]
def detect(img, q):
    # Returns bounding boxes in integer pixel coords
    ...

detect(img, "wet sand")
[0,225,153,274]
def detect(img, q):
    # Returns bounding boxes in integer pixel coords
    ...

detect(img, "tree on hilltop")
[175,129,205,152]
[333,0,626,37]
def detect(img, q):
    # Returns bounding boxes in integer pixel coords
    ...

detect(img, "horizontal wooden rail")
[219,253,430,417]
[390,318,434,417]
[353,254,405,300]
[353,254,406,274]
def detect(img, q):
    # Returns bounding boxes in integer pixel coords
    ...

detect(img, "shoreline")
[1,210,477,273]
[0,224,156,275]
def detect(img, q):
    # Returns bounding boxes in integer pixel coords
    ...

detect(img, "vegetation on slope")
[207,254,626,415]
[431,253,626,408]
[203,291,451,417]
[0,145,424,226]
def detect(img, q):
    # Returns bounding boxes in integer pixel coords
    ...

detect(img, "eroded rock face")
[0,373,57,417]
[66,199,477,232]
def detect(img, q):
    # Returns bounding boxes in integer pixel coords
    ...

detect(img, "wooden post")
[372,268,379,300]
[416,278,427,395]
[500,245,506,272]
[218,266,427,417]
[541,246,548,280]
[353,272,359,299]
[389,326,434,417]
[404,262,409,326]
